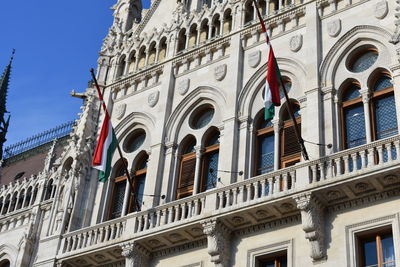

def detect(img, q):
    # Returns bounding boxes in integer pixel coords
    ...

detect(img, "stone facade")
[1,0,400,266]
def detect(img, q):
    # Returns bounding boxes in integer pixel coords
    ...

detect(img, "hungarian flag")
[92,112,118,182]
[264,46,282,120]
[254,2,281,120]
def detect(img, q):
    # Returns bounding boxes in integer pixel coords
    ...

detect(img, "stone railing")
[61,217,126,254]
[59,135,400,256]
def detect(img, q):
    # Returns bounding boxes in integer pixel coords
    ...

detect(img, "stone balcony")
[58,134,400,266]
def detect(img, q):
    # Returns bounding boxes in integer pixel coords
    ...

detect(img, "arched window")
[200,20,209,43]
[0,197,3,214]
[2,195,10,214]
[258,0,267,15]
[32,186,38,204]
[148,42,157,65]
[17,190,25,210]
[341,83,365,149]
[280,101,302,168]
[177,137,196,199]
[130,154,148,212]
[223,9,232,34]
[109,162,127,220]
[371,74,398,140]
[25,187,32,208]
[244,0,254,24]
[189,24,198,48]
[9,193,17,213]
[158,38,167,62]
[0,260,10,267]
[200,131,220,191]
[177,29,187,53]
[256,116,274,175]
[116,56,126,78]
[211,15,221,38]
[45,179,54,200]
[138,46,147,69]
[269,0,279,14]
[128,51,137,73]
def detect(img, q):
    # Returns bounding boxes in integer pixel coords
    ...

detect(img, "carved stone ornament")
[290,34,303,52]
[115,103,127,120]
[374,0,388,19]
[121,242,150,267]
[295,193,326,261]
[202,219,231,267]
[248,50,261,68]
[148,90,160,107]
[178,78,190,95]
[215,64,227,81]
[327,19,341,37]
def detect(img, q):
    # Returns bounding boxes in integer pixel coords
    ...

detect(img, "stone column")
[121,242,150,267]
[202,219,231,267]
[193,146,204,194]
[361,90,372,143]
[294,193,326,262]
[273,119,281,170]
[237,116,251,180]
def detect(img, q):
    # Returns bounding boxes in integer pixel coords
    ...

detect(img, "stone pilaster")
[294,193,326,262]
[202,219,231,267]
[121,242,150,267]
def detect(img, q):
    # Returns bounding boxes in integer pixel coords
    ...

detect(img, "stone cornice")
[152,238,207,258]
[234,214,301,236]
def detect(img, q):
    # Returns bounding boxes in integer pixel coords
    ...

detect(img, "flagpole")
[252,0,309,161]
[90,68,141,211]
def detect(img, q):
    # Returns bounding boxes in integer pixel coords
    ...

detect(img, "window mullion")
[376,235,383,267]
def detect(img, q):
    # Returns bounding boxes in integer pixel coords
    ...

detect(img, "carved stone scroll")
[294,193,326,261]
[121,242,150,267]
[202,219,231,267]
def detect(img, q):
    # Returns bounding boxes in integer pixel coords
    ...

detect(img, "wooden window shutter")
[177,154,196,199]
[283,123,302,157]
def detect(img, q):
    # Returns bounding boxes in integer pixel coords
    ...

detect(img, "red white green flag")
[255,3,282,120]
[92,112,118,182]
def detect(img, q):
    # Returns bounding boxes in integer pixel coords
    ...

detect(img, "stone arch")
[320,25,395,88]
[0,244,17,267]
[238,57,306,119]
[165,86,227,144]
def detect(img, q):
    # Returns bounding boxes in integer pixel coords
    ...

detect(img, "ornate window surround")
[246,239,293,267]
[345,213,400,267]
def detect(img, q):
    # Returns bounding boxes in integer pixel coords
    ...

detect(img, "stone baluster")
[360,150,367,168]
[156,210,162,226]
[377,145,384,165]
[351,153,358,171]
[387,143,393,162]
[168,207,174,223]
[395,140,400,160]
[343,155,350,174]
[174,205,181,222]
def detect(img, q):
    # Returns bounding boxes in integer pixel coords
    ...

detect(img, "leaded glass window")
[204,151,219,190]
[343,85,361,101]
[258,134,274,175]
[374,77,393,92]
[124,130,146,153]
[191,105,215,129]
[134,174,146,211]
[374,95,398,139]
[344,104,366,148]
[110,179,126,219]
[201,132,220,192]
[349,49,378,73]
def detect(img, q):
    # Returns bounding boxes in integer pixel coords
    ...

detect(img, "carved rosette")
[202,219,231,267]
[294,193,326,261]
[121,242,150,267]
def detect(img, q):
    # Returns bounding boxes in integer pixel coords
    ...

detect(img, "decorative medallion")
[148,90,160,107]
[326,190,341,200]
[255,209,269,218]
[115,103,127,120]
[327,19,341,37]
[248,50,261,68]
[374,0,388,19]
[148,239,161,246]
[290,34,303,52]
[177,78,190,95]
[280,203,294,212]
[232,216,245,225]
[383,174,398,185]
[354,182,369,192]
[214,64,227,81]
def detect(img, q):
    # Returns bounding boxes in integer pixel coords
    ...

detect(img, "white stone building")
[0,0,400,266]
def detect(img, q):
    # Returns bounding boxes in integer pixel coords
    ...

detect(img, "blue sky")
[0,0,151,146]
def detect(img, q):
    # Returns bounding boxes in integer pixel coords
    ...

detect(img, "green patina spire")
[0,50,15,160]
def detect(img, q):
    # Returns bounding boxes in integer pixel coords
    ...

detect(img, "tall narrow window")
[371,75,398,140]
[280,102,301,168]
[129,154,148,212]
[244,0,254,24]
[256,118,274,175]
[201,131,220,191]
[341,83,366,149]
[223,9,232,34]
[177,138,196,199]
[357,228,395,267]
[109,165,127,220]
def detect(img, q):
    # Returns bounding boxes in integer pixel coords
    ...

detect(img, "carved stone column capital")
[202,219,231,267]
[121,242,150,267]
[294,193,326,261]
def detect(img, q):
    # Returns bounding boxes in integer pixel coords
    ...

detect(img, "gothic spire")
[0,50,15,160]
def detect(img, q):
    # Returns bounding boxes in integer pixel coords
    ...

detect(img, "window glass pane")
[205,151,219,190]
[374,77,393,92]
[259,119,273,129]
[283,104,300,121]
[125,131,146,153]
[382,235,395,264]
[258,134,274,174]
[111,180,126,219]
[260,261,275,267]
[206,133,220,146]
[343,86,361,101]
[193,109,214,129]
[344,104,366,148]
[375,95,398,140]
[363,238,378,266]
[134,174,146,211]
[351,51,378,73]
[184,140,196,154]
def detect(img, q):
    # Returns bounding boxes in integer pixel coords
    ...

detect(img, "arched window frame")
[108,160,128,220]
[129,153,149,213]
